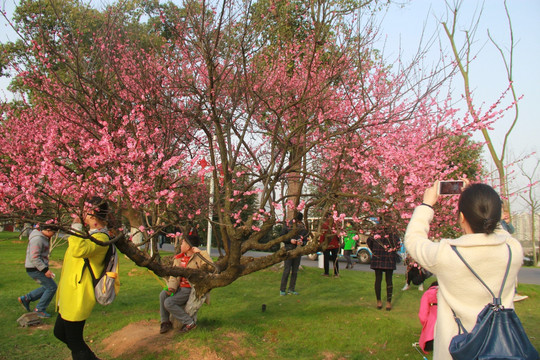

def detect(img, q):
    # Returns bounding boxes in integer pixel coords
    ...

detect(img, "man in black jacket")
[280,213,309,296]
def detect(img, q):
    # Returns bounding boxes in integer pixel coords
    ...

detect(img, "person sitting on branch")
[159,233,214,334]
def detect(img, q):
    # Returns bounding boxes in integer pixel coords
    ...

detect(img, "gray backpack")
[81,244,120,305]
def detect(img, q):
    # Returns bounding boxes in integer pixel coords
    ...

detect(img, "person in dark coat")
[367,224,401,310]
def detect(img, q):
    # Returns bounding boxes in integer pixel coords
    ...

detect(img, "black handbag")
[449,245,539,360]
[394,251,402,264]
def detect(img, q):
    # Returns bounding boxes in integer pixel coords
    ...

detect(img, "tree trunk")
[532,212,537,266]
[122,208,145,248]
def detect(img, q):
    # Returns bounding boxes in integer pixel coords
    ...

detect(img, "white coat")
[404,205,523,360]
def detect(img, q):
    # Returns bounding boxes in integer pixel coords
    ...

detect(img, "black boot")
[72,349,101,360]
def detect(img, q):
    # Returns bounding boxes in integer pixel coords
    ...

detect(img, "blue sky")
[377,1,539,210]
[1,0,538,210]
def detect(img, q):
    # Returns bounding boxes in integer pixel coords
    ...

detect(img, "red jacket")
[319,221,340,249]
[418,285,438,353]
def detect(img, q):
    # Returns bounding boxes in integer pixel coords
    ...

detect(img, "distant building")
[512,212,540,255]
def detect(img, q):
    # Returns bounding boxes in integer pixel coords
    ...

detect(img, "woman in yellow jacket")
[54,197,110,360]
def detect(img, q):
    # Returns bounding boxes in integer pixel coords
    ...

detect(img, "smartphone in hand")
[438,180,464,195]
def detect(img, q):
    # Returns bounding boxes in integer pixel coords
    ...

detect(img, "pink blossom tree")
[0,0,484,295]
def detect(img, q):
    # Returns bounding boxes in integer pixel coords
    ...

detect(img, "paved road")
[298,257,540,286]
[161,244,539,285]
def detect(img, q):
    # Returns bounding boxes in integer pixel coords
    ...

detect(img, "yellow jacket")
[56,230,109,321]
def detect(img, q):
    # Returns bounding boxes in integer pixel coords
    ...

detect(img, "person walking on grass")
[280,213,309,296]
[18,223,58,318]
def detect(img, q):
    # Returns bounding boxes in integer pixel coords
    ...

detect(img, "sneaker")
[18,296,31,312]
[179,322,197,333]
[280,291,287,296]
[159,321,173,334]
[287,290,299,295]
[418,284,424,291]
[402,284,410,291]
[321,273,329,277]
[514,294,529,302]
[34,309,51,318]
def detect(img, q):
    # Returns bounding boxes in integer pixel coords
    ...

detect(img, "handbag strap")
[451,243,512,305]
[79,245,113,286]
[79,232,112,286]
[449,243,512,334]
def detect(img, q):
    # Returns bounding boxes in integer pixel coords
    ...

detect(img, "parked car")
[354,244,373,264]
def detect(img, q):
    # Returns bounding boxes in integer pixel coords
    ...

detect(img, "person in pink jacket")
[418,281,438,353]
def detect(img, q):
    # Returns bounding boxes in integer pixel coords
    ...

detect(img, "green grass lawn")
[1,232,539,360]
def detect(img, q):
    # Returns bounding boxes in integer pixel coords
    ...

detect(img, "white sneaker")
[402,284,410,291]
[418,284,424,291]
[514,294,528,302]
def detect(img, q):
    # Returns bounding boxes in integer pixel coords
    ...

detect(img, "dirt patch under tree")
[100,320,256,359]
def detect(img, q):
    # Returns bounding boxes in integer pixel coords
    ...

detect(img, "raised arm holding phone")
[404,181,524,360]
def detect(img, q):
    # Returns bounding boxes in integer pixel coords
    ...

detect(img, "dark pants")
[344,250,353,267]
[54,314,98,360]
[323,248,339,275]
[280,256,301,292]
[374,269,394,302]
[158,234,166,248]
[160,287,193,325]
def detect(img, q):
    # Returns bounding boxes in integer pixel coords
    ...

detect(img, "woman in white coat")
[404,182,523,360]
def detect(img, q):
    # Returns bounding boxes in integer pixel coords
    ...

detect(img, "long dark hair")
[87,196,109,222]
[458,183,501,234]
